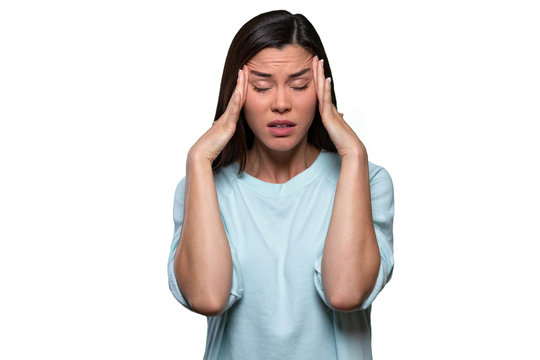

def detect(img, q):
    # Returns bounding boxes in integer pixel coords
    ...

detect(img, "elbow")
[176,268,230,316]
[327,291,369,312]
[188,296,228,317]
[325,265,380,312]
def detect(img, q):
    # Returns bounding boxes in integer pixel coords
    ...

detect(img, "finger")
[312,56,319,96]
[242,65,249,104]
[222,68,245,124]
[317,59,326,108]
[321,76,332,116]
[317,59,324,102]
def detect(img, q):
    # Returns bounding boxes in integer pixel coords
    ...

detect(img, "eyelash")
[252,84,309,93]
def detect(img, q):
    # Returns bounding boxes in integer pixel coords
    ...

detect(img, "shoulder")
[322,152,393,189]
[213,163,238,197]
[367,161,394,216]
[368,161,393,187]
[172,163,237,205]
[173,177,186,204]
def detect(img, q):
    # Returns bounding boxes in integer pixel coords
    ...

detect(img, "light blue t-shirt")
[168,149,394,360]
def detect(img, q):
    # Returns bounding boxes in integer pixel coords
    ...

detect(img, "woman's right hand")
[188,66,249,164]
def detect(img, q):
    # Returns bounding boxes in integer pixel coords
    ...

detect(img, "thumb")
[222,68,247,125]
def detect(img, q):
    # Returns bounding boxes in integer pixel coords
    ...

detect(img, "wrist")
[187,147,214,168]
[340,144,368,163]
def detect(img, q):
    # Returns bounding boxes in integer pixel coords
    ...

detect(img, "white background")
[1,0,539,359]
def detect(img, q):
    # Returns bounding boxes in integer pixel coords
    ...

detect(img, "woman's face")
[244,45,317,153]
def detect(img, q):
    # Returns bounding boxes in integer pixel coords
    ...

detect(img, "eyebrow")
[251,68,311,78]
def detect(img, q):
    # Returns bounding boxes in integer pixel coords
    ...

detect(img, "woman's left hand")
[312,56,367,159]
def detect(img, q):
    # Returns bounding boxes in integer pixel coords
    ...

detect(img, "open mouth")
[267,120,296,136]
[270,124,295,128]
[268,120,296,128]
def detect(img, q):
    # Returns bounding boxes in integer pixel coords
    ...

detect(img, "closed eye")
[292,84,309,91]
[253,86,270,93]
[252,83,309,93]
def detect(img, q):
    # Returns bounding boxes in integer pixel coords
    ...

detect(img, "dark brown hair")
[212,10,338,172]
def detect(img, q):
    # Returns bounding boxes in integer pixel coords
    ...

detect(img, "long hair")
[212,10,338,172]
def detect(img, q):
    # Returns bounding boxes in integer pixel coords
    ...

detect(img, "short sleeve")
[167,177,244,312]
[314,165,395,312]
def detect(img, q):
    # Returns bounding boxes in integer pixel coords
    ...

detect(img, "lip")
[267,119,296,127]
[267,119,296,137]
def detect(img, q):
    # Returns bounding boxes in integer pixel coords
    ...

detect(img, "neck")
[244,140,321,184]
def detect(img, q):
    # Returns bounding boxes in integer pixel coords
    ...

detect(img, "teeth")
[273,125,290,128]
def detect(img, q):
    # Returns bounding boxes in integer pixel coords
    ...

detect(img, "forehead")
[246,45,313,75]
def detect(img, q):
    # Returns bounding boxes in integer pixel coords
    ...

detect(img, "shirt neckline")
[223,149,336,197]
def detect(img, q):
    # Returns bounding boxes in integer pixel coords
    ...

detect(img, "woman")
[168,10,394,360]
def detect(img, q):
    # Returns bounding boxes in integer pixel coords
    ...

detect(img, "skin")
[311,54,381,311]
[174,45,380,315]
[242,46,319,183]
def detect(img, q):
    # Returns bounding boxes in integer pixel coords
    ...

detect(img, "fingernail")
[319,59,324,63]
[327,77,332,83]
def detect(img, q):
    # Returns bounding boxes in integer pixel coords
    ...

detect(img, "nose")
[271,87,291,114]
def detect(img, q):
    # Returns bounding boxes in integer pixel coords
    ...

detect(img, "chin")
[255,137,307,153]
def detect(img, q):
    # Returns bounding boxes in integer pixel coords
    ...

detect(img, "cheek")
[243,93,267,120]
[294,91,318,119]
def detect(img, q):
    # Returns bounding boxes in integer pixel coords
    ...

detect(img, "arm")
[172,67,249,316]
[321,152,381,311]
[174,154,233,316]
[311,56,391,311]
[313,164,394,312]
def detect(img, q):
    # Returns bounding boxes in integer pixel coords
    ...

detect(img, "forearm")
[174,151,233,315]
[321,151,380,311]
